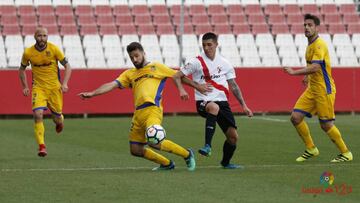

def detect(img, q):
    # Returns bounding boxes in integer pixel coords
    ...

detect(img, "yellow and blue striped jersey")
[115,62,176,109]
[305,36,336,95]
[21,42,65,89]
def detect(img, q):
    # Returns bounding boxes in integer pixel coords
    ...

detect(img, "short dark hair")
[304,13,320,26]
[126,42,144,53]
[202,32,218,42]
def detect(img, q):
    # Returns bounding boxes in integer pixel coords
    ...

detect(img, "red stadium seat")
[99,25,117,35]
[75,6,93,16]
[232,24,251,34]
[194,24,213,35]
[268,14,286,25]
[39,15,57,26]
[58,15,76,25]
[60,25,78,35]
[320,4,338,15]
[283,5,301,16]
[170,5,189,16]
[55,6,73,16]
[37,6,55,16]
[343,14,360,25]
[192,15,210,24]
[271,24,289,34]
[328,24,346,34]
[214,24,232,34]
[18,6,36,16]
[22,25,37,36]
[77,15,96,26]
[156,24,174,35]
[45,25,59,35]
[302,4,320,15]
[172,15,191,26]
[20,16,38,26]
[339,4,357,14]
[132,5,150,15]
[97,15,115,26]
[94,5,112,16]
[1,15,18,26]
[290,24,304,34]
[252,24,270,34]
[175,24,194,35]
[153,15,172,25]
[211,14,228,25]
[229,14,247,25]
[244,5,262,15]
[134,15,152,25]
[118,24,137,35]
[115,15,134,26]
[150,5,168,16]
[347,23,360,34]
[248,15,266,25]
[208,5,226,16]
[226,5,243,15]
[318,24,327,33]
[137,24,156,35]
[113,5,131,16]
[287,14,303,25]
[264,4,282,16]
[0,6,17,15]
[2,25,21,35]
[324,14,342,26]
[80,25,98,36]
[189,5,207,16]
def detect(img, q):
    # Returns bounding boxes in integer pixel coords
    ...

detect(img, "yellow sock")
[143,148,170,166]
[160,139,190,158]
[295,120,315,149]
[34,122,45,145]
[327,125,349,153]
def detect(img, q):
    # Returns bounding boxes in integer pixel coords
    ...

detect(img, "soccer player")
[79,42,208,171]
[19,27,72,157]
[284,14,353,162]
[173,32,253,169]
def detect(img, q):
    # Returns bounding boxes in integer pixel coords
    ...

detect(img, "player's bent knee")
[290,115,302,125]
[206,102,220,114]
[320,122,333,132]
[130,149,144,157]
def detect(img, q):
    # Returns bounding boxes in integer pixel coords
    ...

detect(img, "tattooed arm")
[227,78,253,117]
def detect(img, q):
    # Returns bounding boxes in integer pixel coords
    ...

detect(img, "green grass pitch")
[0,115,359,203]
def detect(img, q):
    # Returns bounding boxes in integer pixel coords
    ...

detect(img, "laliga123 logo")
[320,171,334,188]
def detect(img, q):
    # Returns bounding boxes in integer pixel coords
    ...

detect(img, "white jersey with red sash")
[180,52,236,101]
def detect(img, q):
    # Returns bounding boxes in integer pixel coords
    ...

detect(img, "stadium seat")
[211,15,229,25]
[232,24,251,34]
[72,0,92,6]
[113,5,131,16]
[138,25,156,35]
[252,24,270,34]
[328,24,346,35]
[122,34,140,48]
[94,5,112,16]
[194,24,213,35]
[298,0,316,4]
[208,5,226,16]
[153,15,172,25]
[15,0,33,6]
[226,4,243,15]
[339,4,357,14]
[175,24,194,35]
[58,15,77,26]
[134,15,152,26]
[78,15,97,26]
[244,4,262,15]
[22,25,37,36]
[37,6,55,16]
[352,34,360,46]
[324,14,342,26]
[343,14,360,25]
[347,24,360,35]
[222,0,241,5]
[80,25,98,36]
[97,16,115,26]
[268,14,287,25]
[1,15,19,26]
[75,5,93,16]
[271,24,290,34]
[18,5,36,16]
[129,0,147,6]
[150,5,168,16]
[91,0,110,6]
[333,34,352,47]
[214,24,232,34]
[99,25,118,35]
[118,24,138,35]
[248,15,267,25]
[275,34,294,47]
[229,14,247,25]
[242,0,261,5]
[53,0,72,6]
[156,24,175,35]
[242,56,262,67]
[147,0,166,6]
[48,35,63,50]
[189,5,207,16]
[115,15,134,26]
[262,56,281,67]
[339,56,359,66]
[282,56,301,67]
[19,16,37,26]
[60,25,78,35]
[55,6,73,16]
[264,4,282,16]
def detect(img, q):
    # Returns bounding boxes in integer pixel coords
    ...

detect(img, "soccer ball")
[146,125,166,144]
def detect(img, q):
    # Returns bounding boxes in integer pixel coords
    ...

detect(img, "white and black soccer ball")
[146,125,166,144]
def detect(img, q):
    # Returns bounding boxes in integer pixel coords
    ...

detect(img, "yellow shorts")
[32,87,63,117]
[129,105,163,144]
[294,89,335,122]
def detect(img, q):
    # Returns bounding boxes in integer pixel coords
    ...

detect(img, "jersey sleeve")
[311,42,327,64]
[115,70,131,88]
[180,58,200,76]
[156,63,177,78]
[53,45,66,61]
[20,49,29,67]
[224,60,236,80]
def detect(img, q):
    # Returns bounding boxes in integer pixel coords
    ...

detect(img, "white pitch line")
[251,117,288,123]
[1,163,359,172]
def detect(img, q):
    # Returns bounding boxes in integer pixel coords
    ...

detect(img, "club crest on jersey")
[217,66,222,73]
[46,51,51,57]
[150,66,156,71]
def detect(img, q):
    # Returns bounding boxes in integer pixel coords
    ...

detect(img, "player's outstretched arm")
[283,63,321,76]
[18,66,30,96]
[173,71,189,100]
[61,61,72,93]
[78,81,119,99]
[228,79,253,117]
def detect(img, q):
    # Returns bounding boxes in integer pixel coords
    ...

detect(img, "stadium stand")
[0,0,359,68]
